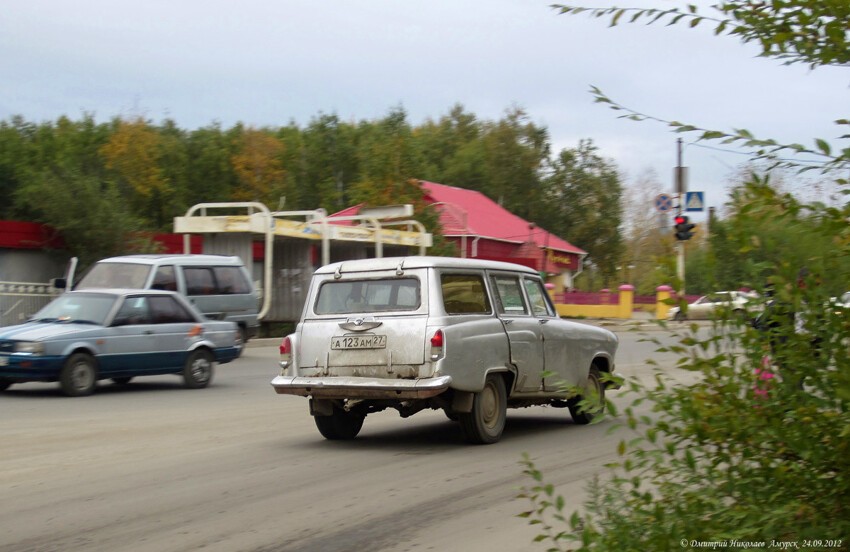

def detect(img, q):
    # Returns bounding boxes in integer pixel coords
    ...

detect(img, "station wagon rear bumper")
[270,374,453,400]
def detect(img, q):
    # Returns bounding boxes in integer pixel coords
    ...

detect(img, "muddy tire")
[459,374,507,444]
[569,366,605,425]
[314,406,365,440]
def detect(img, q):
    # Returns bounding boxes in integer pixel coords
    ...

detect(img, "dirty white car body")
[271,257,619,444]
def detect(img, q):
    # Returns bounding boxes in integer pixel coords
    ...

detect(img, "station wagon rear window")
[315,278,420,314]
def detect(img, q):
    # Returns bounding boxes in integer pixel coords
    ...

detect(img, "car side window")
[490,275,528,315]
[441,273,491,314]
[151,266,177,291]
[213,266,251,295]
[114,297,152,325]
[523,278,556,317]
[184,267,216,296]
[149,296,195,324]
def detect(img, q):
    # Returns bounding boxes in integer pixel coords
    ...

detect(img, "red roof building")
[331,181,587,289]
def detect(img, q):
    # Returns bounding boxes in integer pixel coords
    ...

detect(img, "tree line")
[5,104,844,299]
[0,106,625,277]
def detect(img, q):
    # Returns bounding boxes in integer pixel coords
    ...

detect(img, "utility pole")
[674,138,687,295]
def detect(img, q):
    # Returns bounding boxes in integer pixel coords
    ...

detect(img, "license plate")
[331,334,387,350]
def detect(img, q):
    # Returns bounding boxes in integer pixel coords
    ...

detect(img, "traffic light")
[674,215,696,241]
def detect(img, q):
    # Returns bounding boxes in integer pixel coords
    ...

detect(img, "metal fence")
[0,281,57,327]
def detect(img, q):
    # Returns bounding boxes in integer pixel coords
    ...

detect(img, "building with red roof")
[332,180,587,290]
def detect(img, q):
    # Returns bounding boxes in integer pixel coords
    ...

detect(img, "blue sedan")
[0,289,243,396]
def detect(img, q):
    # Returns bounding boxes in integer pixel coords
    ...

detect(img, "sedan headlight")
[14,341,45,355]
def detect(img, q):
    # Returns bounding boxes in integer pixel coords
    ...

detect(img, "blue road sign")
[685,191,705,212]
[655,193,673,212]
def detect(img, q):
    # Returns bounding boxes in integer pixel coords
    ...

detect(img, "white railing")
[0,281,58,327]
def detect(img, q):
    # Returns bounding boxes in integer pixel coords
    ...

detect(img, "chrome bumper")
[270,374,453,400]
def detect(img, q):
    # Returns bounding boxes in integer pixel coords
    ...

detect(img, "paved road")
[0,327,705,552]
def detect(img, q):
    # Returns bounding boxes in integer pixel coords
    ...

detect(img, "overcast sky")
[2,0,846,218]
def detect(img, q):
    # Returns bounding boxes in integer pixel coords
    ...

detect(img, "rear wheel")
[183,349,214,389]
[674,310,686,322]
[459,374,507,444]
[0,378,12,391]
[60,353,97,397]
[314,406,365,440]
[569,366,605,425]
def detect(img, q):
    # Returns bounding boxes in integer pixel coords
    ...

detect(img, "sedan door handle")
[144,330,154,335]
[503,319,513,325]
[539,319,549,324]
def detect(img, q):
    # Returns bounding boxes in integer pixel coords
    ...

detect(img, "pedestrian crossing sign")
[685,191,705,212]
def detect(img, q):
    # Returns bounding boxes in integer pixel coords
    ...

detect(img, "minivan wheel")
[314,406,365,440]
[183,349,214,389]
[569,367,605,425]
[459,374,506,444]
[60,353,97,397]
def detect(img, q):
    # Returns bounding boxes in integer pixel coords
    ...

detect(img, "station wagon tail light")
[280,336,292,369]
[430,329,444,361]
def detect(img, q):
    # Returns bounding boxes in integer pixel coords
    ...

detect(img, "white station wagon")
[271,257,619,444]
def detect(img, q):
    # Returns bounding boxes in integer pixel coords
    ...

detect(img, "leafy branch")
[551,2,850,179]
[589,85,850,178]
[551,3,850,68]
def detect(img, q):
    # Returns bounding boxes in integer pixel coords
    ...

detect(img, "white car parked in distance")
[668,290,760,321]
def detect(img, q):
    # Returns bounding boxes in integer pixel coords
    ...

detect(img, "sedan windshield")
[32,294,117,326]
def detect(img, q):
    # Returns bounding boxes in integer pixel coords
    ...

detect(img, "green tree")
[350,107,424,206]
[415,103,482,185]
[478,107,549,222]
[156,119,190,218]
[541,139,624,286]
[15,169,143,269]
[0,117,41,219]
[287,113,359,211]
[230,127,291,206]
[99,117,174,229]
[184,123,239,206]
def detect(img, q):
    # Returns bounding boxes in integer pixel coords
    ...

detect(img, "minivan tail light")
[280,336,292,369]
[430,329,444,361]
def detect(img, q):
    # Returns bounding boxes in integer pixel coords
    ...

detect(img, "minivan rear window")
[77,263,151,290]
[315,278,420,314]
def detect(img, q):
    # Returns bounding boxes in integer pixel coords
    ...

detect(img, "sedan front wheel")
[60,353,97,397]
[183,349,214,389]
